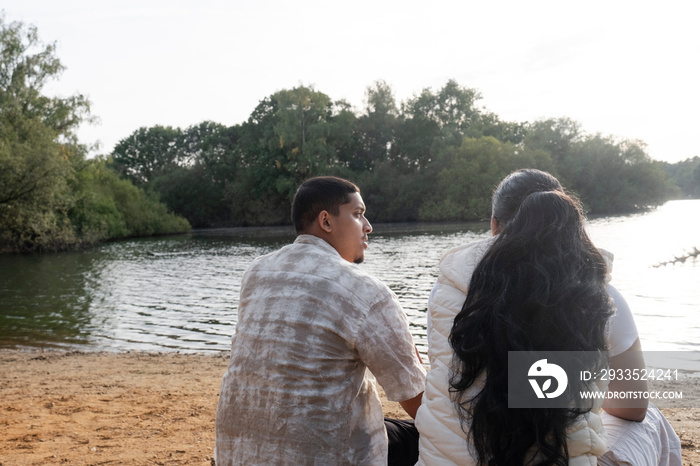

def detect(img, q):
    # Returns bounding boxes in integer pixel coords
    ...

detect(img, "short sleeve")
[606,285,639,357]
[355,293,427,402]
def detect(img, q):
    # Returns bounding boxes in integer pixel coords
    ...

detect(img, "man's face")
[327,192,372,264]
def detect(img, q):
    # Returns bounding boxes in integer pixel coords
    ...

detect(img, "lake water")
[0,200,698,357]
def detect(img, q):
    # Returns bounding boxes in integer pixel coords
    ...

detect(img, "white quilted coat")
[415,237,608,465]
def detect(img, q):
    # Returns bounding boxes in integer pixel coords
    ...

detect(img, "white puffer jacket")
[415,237,608,466]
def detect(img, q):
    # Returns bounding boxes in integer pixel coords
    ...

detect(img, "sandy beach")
[1,350,698,465]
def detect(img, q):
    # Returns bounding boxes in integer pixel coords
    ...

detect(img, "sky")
[3,0,699,163]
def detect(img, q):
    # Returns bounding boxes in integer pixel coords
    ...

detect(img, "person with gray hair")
[415,169,680,465]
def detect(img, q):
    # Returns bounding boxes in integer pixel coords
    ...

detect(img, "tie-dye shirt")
[215,234,426,465]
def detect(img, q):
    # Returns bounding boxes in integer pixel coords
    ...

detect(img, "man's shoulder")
[317,253,394,302]
[248,239,318,266]
[247,241,392,297]
[244,244,292,272]
[306,249,397,308]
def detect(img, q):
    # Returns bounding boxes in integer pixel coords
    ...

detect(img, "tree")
[478,111,526,145]
[326,99,361,172]
[355,80,398,170]
[393,80,483,169]
[523,118,674,212]
[564,135,670,213]
[0,15,190,253]
[419,136,554,221]
[402,80,481,132]
[109,125,183,186]
[224,95,290,225]
[225,86,354,225]
[69,159,190,241]
[149,121,241,227]
[272,85,335,187]
[662,156,700,199]
[96,78,676,229]
[179,121,239,170]
[0,14,91,252]
[692,163,700,198]
[524,118,582,167]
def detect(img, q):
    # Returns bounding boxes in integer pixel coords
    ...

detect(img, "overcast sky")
[3,0,698,163]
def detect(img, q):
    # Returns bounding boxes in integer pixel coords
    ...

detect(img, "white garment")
[605,284,639,358]
[599,404,682,466]
[215,234,426,465]
[427,282,638,358]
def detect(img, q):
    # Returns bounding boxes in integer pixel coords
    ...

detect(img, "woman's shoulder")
[439,236,495,271]
[440,236,494,263]
[437,236,496,292]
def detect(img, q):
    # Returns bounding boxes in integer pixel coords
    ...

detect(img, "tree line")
[2,15,697,253]
[660,156,700,199]
[108,80,688,229]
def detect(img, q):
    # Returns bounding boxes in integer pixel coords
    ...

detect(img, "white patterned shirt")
[216,234,426,465]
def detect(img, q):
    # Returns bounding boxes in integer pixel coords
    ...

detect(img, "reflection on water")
[0,227,294,352]
[587,200,700,351]
[0,251,96,347]
[0,201,698,354]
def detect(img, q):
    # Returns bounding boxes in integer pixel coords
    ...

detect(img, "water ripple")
[1,203,698,354]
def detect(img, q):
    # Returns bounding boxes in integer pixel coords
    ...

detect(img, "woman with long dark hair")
[451,186,611,465]
[414,169,680,465]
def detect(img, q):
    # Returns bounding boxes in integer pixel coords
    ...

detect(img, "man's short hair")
[292,176,360,233]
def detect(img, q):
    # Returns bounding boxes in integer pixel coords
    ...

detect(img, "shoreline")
[1,349,698,465]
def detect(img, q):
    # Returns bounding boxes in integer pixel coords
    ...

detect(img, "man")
[215,176,426,465]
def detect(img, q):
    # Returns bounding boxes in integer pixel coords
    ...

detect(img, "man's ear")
[318,210,333,233]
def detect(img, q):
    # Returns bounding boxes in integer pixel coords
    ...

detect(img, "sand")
[1,350,698,465]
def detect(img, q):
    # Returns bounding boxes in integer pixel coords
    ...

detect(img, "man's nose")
[364,217,372,233]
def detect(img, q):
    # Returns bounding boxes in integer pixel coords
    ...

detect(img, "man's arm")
[399,392,423,419]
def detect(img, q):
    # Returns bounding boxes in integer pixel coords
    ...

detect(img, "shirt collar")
[294,234,343,259]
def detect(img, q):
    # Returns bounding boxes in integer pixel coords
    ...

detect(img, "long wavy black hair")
[448,169,614,465]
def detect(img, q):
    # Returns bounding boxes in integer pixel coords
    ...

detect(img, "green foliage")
[222,96,291,225]
[354,162,432,223]
[0,14,87,252]
[146,121,240,228]
[69,159,190,241]
[0,15,189,253]
[393,80,482,170]
[218,86,362,226]
[661,156,700,198]
[524,119,674,212]
[69,160,129,241]
[548,135,670,213]
[0,124,76,251]
[109,80,679,229]
[524,118,582,165]
[5,15,680,245]
[354,80,398,171]
[109,125,183,185]
[419,137,554,221]
[103,166,190,237]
